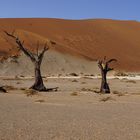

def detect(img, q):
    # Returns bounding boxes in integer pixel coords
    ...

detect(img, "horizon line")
[0,17,139,22]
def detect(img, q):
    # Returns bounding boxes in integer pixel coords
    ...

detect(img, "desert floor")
[0,77,140,140]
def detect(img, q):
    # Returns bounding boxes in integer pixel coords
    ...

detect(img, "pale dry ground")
[0,51,99,76]
[0,77,140,140]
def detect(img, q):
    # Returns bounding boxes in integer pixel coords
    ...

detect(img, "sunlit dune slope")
[0,18,140,71]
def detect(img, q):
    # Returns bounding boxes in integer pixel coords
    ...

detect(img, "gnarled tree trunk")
[100,70,110,93]
[98,57,117,94]
[30,62,46,91]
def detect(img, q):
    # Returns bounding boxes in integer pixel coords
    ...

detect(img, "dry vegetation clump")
[94,90,100,94]
[24,89,38,97]
[115,72,128,76]
[71,79,78,82]
[35,99,45,103]
[4,85,18,90]
[16,82,21,85]
[81,87,100,94]
[8,56,19,63]
[19,75,25,78]
[100,96,115,102]
[128,74,136,77]
[14,75,21,80]
[113,77,119,80]
[84,74,94,77]
[3,78,15,80]
[81,88,94,92]
[69,73,79,76]
[125,80,136,84]
[20,87,26,91]
[120,78,128,81]
[81,82,86,84]
[58,74,62,77]
[71,92,78,96]
[133,93,140,95]
[112,91,124,96]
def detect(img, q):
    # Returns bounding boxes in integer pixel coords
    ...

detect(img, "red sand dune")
[0,18,140,71]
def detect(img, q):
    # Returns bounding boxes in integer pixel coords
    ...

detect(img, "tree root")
[0,86,7,93]
[30,86,59,92]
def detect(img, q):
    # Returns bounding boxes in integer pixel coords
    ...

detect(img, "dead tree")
[4,31,51,91]
[98,57,117,93]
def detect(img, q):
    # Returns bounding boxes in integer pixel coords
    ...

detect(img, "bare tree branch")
[107,59,117,64]
[98,60,103,71]
[4,31,36,62]
[36,41,39,57]
[38,43,49,65]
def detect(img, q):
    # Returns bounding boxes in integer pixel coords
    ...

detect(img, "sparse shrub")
[20,87,26,90]
[35,99,45,103]
[113,91,120,94]
[71,79,78,82]
[71,92,78,96]
[94,90,100,94]
[125,80,136,84]
[133,93,140,95]
[69,73,78,76]
[24,89,38,97]
[81,88,95,92]
[100,96,115,102]
[58,74,62,77]
[16,82,21,84]
[14,75,20,80]
[81,82,86,84]
[20,75,25,78]
[4,85,17,90]
[113,91,124,96]
[117,93,124,97]
[115,72,128,76]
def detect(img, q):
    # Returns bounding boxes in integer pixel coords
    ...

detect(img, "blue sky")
[0,0,139,21]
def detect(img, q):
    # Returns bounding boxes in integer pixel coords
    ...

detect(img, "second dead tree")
[98,57,117,93]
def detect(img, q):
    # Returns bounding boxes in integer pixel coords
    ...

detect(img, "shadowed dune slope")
[0,18,140,71]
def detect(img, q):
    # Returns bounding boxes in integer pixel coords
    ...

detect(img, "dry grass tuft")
[125,80,136,84]
[71,79,78,82]
[81,88,94,92]
[100,96,115,102]
[94,90,100,94]
[115,72,128,76]
[16,82,21,84]
[132,93,140,95]
[71,92,78,96]
[117,93,125,97]
[81,82,86,84]
[4,85,17,90]
[113,91,124,96]
[81,88,100,93]
[35,99,45,103]
[24,89,38,97]
[69,73,79,76]
[20,87,26,91]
